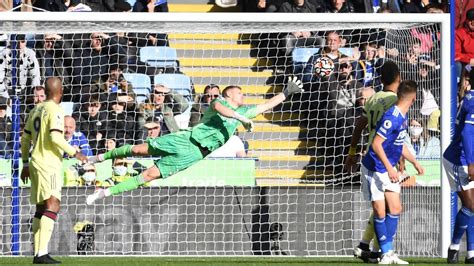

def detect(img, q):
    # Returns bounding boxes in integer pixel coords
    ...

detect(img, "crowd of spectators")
[0,0,448,177]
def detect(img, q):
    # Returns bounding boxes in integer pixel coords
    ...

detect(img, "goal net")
[0,13,449,256]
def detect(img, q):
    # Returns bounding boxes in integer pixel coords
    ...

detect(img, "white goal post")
[0,13,451,257]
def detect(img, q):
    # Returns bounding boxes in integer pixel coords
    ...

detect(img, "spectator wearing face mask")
[64,163,97,187]
[98,158,147,187]
[406,118,441,159]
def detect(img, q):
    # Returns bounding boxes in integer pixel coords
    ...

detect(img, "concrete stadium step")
[239,131,306,141]
[256,159,315,170]
[180,58,270,68]
[195,84,282,94]
[169,33,247,41]
[247,140,315,150]
[183,69,273,78]
[258,155,314,162]
[237,124,306,133]
[255,112,303,122]
[188,77,271,86]
[168,4,241,12]
[176,49,252,58]
[171,43,251,50]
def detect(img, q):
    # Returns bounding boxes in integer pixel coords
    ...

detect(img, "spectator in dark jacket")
[76,96,108,154]
[325,0,354,12]
[72,32,127,101]
[106,97,136,145]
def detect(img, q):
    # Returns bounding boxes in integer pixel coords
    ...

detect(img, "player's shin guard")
[33,211,43,256]
[385,213,400,243]
[108,174,146,196]
[374,215,392,254]
[451,207,473,248]
[38,210,57,257]
[103,145,133,161]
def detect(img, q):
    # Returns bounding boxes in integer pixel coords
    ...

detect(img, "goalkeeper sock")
[374,215,392,254]
[108,174,146,196]
[103,145,133,161]
[32,212,42,256]
[38,210,57,257]
[385,213,399,243]
[451,206,472,247]
[361,213,375,245]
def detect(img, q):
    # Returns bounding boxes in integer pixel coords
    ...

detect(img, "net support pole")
[440,8,455,258]
[10,34,21,255]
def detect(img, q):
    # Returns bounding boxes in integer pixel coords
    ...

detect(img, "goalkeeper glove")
[283,76,304,97]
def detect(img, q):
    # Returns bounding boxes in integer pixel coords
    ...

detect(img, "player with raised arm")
[444,71,474,264]
[361,80,424,264]
[346,60,401,262]
[20,77,87,264]
[85,78,303,204]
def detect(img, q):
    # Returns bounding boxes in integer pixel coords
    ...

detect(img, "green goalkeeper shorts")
[146,130,204,178]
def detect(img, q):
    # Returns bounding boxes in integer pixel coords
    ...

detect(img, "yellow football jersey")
[24,101,67,166]
[362,90,398,147]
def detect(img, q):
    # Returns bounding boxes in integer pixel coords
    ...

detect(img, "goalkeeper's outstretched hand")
[283,76,304,97]
[241,119,254,132]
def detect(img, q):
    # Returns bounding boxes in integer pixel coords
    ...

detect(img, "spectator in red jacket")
[455,8,474,82]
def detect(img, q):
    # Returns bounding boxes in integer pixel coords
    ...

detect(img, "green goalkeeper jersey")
[362,90,398,149]
[191,98,257,152]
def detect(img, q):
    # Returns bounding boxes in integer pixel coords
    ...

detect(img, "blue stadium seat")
[154,74,192,102]
[292,47,320,64]
[292,48,320,75]
[139,46,179,69]
[126,0,136,7]
[123,73,151,104]
[338,47,354,57]
[60,102,74,116]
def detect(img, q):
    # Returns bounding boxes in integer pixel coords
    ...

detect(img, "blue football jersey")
[362,105,408,173]
[444,90,474,166]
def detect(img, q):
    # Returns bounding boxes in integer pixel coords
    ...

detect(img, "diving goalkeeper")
[86,78,303,204]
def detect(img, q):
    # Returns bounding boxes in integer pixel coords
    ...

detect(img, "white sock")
[37,249,48,257]
[104,188,111,197]
[450,243,460,250]
[468,250,474,259]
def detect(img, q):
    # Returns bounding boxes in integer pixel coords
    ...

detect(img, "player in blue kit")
[444,71,474,264]
[360,80,424,264]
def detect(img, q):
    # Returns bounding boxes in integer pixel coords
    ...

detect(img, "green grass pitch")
[0,256,449,265]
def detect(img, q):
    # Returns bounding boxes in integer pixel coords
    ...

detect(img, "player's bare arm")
[345,115,368,173]
[372,134,398,182]
[401,144,424,176]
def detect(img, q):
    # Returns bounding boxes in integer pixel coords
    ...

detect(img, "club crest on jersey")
[466,93,473,100]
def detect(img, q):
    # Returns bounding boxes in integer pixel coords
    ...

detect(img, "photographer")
[138,84,189,135]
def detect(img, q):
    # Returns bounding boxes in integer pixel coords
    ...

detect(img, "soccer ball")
[313,56,335,78]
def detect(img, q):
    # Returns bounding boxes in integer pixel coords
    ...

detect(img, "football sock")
[467,214,474,257]
[385,213,400,243]
[108,175,146,196]
[451,207,472,248]
[103,145,133,161]
[374,215,392,254]
[38,210,57,257]
[33,211,42,256]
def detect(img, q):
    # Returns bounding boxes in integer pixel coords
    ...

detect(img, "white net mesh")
[0,14,446,256]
